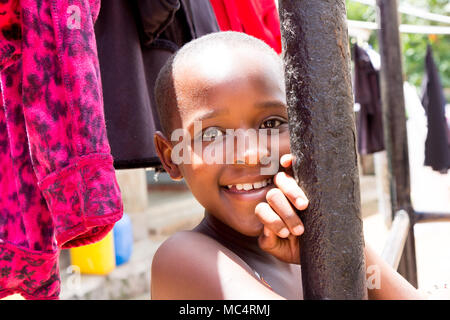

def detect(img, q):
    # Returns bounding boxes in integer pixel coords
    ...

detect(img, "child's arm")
[364,244,428,300]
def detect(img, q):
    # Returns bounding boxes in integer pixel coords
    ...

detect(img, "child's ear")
[154,131,183,181]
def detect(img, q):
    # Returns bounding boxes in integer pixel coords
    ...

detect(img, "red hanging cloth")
[209,0,282,54]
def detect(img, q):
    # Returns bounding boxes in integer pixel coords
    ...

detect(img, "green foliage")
[345,0,449,100]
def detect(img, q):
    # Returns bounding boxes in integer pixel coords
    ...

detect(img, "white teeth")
[227,178,273,191]
[253,181,263,189]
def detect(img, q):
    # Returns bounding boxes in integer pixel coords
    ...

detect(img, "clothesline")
[348,19,450,35]
[350,0,450,25]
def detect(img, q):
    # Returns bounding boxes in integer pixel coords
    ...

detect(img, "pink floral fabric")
[0,0,123,299]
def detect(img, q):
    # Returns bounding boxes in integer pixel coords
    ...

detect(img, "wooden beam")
[375,0,418,288]
[278,0,368,299]
[382,210,410,270]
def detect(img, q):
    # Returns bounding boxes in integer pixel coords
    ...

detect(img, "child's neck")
[194,212,268,259]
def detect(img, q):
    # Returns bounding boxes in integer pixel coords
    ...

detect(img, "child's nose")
[236,147,262,166]
[231,132,271,166]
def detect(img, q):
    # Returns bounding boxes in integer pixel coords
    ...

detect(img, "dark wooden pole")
[375,0,418,287]
[278,0,368,299]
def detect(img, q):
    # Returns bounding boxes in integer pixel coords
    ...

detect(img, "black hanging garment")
[353,44,385,155]
[95,0,220,169]
[420,44,450,173]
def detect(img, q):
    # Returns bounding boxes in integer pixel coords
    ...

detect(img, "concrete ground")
[363,164,450,297]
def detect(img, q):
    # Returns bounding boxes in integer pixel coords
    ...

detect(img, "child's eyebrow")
[191,101,287,123]
[193,109,229,122]
[254,101,287,109]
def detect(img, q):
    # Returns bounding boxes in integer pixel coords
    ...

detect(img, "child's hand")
[255,154,308,264]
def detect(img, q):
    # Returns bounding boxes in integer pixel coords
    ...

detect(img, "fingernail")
[279,228,289,238]
[296,198,308,209]
[293,225,304,235]
[275,171,285,180]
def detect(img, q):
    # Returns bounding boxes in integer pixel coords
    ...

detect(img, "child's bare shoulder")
[154,230,232,256]
[151,231,279,299]
[152,230,253,275]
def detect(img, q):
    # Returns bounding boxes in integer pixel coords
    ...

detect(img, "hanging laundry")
[96,0,219,169]
[209,0,282,54]
[404,82,428,170]
[420,44,450,173]
[0,0,123,299]
[353,43,385,155]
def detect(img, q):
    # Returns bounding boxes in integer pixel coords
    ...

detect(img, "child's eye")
[202,127,224,140]
[260,118,285,129]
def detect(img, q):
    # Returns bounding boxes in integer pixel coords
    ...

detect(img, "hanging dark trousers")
[353,44,385,155]
[420,44,450,173]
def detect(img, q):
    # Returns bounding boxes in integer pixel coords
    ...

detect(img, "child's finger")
[258,225,279,253]
[280,154,293,168]
[265,188,304,236]
[255,202,290,238]
[279,154,294,177]
[273,171,309,211]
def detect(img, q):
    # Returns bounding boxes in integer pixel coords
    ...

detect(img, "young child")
[150,31,426,300]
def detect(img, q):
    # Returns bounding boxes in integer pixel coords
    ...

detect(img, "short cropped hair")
[154,31,283,137]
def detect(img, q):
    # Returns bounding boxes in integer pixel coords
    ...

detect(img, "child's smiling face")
[155,44,290,237]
